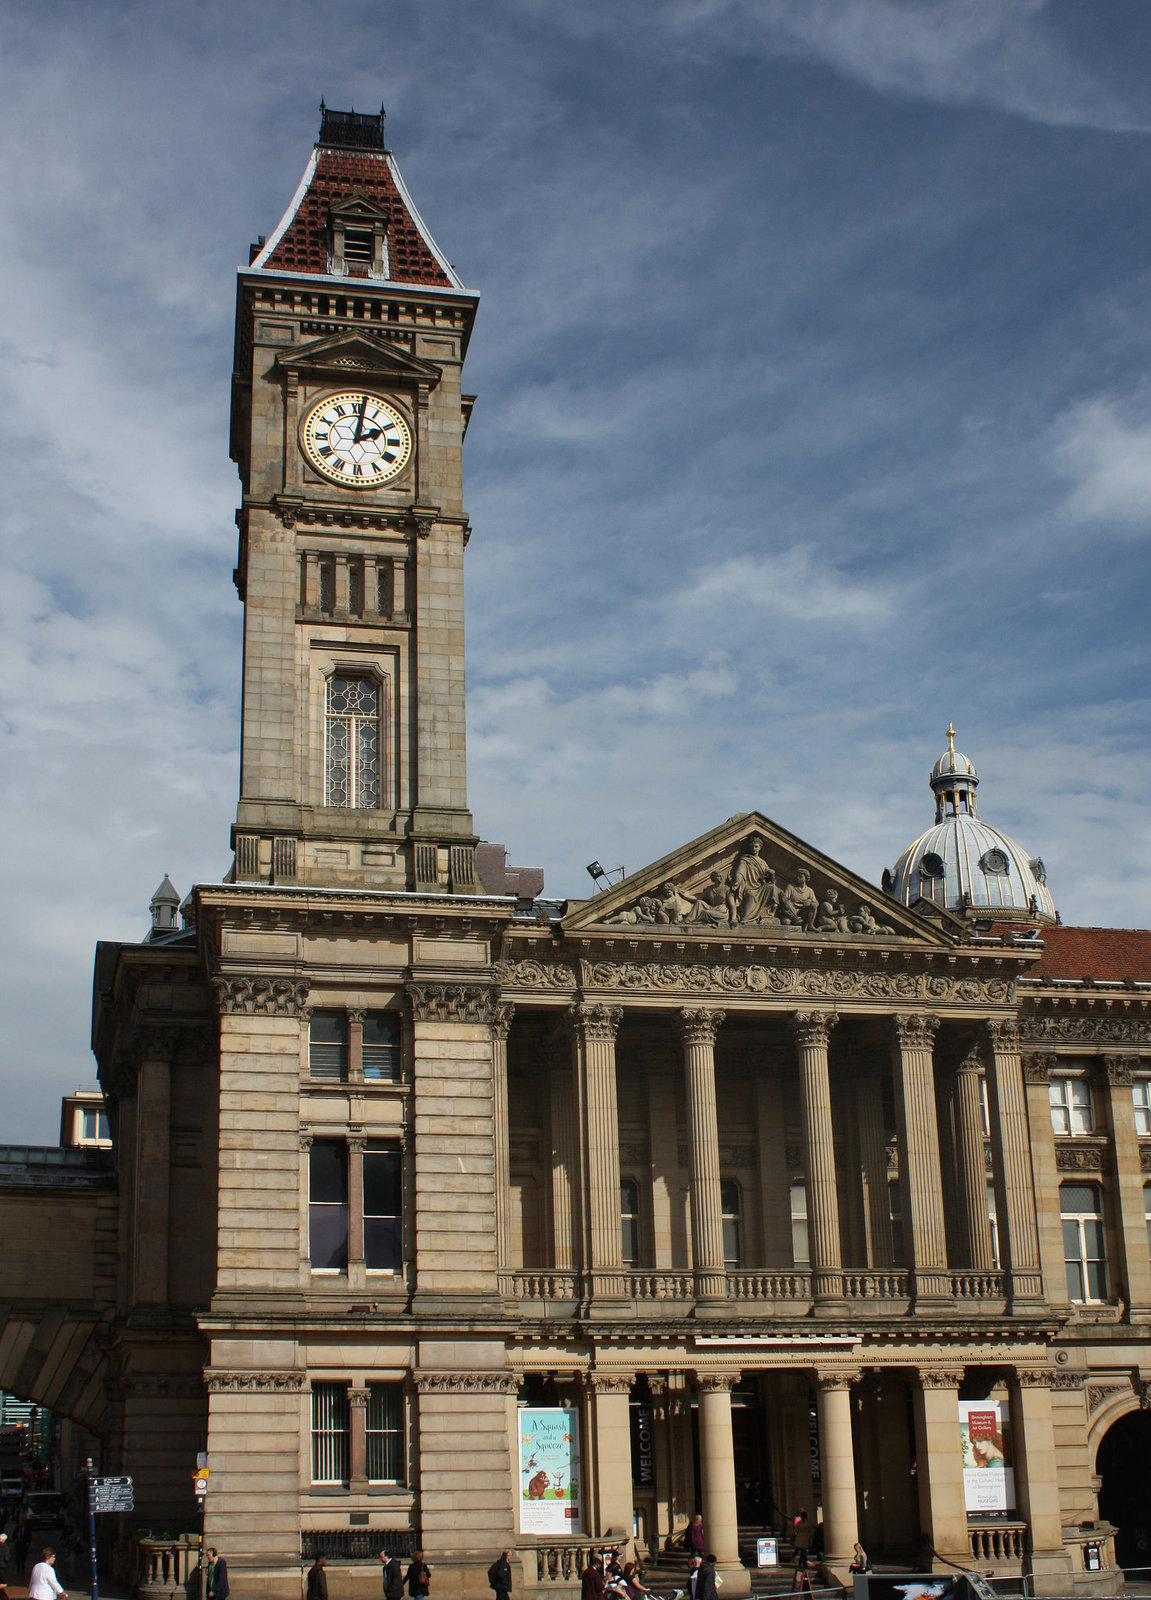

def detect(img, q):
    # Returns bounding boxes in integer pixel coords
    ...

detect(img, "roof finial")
[946,722,956,757]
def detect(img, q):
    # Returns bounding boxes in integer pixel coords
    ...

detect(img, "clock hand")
[353,395,368,443]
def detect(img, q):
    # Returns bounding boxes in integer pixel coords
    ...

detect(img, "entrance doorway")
[1097,1409,1151,1572]
[731,1379,773,1528]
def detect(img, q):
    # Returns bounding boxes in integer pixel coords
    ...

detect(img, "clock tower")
[230,105,479,892]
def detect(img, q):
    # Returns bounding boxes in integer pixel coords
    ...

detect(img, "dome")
[884,728,1057,925]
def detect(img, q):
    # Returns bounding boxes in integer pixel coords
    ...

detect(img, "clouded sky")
[0,0,1148,1137]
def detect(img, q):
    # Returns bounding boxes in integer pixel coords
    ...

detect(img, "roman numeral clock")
[301,390,413,485]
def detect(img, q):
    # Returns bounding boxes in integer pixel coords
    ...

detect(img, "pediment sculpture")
[602,836,899,936]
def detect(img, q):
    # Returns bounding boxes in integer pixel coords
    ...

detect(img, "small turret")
[148,875,181,940]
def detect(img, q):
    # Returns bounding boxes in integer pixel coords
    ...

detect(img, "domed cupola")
[883,726,1057,925]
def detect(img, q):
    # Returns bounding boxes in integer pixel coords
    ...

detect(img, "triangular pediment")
[328,187,390,224]
[274,330,442,384]
[563,811,951,945]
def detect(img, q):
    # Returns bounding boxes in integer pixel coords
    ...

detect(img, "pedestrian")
[405,1550,430,1599]
[28,1550,65,1600]
[306,1554,328,1600]
[206,1547,230,1600]
[688,1515,705,1557]
[849,1543,871,1575]
[620,1560,651,1599]
[487,1549,512,1599]
[381,1549,405,1600]
[0,1532,8,1600]
[580,1553,605,1600]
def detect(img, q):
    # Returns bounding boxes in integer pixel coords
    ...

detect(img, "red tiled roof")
[258,146,454,288]
[1000,924,1151,982]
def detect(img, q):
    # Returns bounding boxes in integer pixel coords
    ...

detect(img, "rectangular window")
[790,1181,809,1266]
[310,1141,348,1270]
[1134,1081,1151,1137]
[1050,1077,1093,1136]
[1061,1182,1107,1302]
[363,1013,401,1081]
[987,1181,1000,1270]
[343,228,374,264]
[721,1180,741,1267]
[978,1075,991,1138]
[311,1382,349,1484]
[366,1383,405,1483]
[81,1110,110,1141]
[620,1179,640,1267]
[363,1147,402,1271]
[325,673,381,809]
[309,1012,349,1081]
[888,1179,905,1266]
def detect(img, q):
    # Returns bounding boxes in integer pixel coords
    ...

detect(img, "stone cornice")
[1019,1014,1151,1045]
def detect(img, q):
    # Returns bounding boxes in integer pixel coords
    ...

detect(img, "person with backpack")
[405,1551,430,1599]
[487,1549,512,1600]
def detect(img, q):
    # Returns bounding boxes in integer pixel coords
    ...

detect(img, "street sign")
[194,1477,208,1497]
[90,1476,134,1513]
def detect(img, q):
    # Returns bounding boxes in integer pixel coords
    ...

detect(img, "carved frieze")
[1049,1373,1084,1390]
[211,976,311,1017]
[1022,1055,1057,1084]
[1142,1148,1151,1174]
[573,962,1014,1005]
[1019,1015,1151,1045]
[414,1371,519,1394]
[408,983,494,1024]
[918,1371,961,1389]
[491,959,577,990]
[814,1370,861,1391]
[1055,1143,1109,1173]
[205,1370,306,1393]
[585,1373,635,1395]
[1086,1383,1129,1413]
[1012,1369,1053,1387]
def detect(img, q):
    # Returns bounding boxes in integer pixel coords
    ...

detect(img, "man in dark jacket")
[487,1550,513,1599]
[380,1550,404,1600]
[206,1550,229,1600]
[580,1554,605,1600]
[306,1555,328,1600]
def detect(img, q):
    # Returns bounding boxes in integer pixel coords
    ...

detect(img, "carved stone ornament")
[1086,1382,1129,1414]
[490,1002,515,1042]
[205,1370,306,1393]
[1020,1015,1151,1045]
[1013,1369,1053,1387]
[694,1373,738,1394]
[1142,1148,1151,1175]
[1103,1056,1137,1087]
[680,1008,726,1046]
[407,983,495,1024]
[893,1013,942,1050]
[987,1018,1021,1053]
[348,1388,370,1410]
[815,1370,861,1392]
[1049,1373,1084,1390]
[954,1046,988,1078]
[414,1371,519,1395]
[570,1002,623,1042]
[1022,1055,1057,1084]
[918,1371,961,1389]
[599,839,900,937]
[1056,1143,1108,1173]
[346,1007,366,1026]
[585,1373,635,1395]
[212,976,311,1017]
[574,962,1014,1006]
[792,1010,839,1049]
[491,959,577,990]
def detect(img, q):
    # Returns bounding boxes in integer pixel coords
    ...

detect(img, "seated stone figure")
[778,868,819,930]
[849,903,896,937]
[814,889,850,933]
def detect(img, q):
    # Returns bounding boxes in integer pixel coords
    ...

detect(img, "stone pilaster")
[347,1130,366,1289]
[892,1013,950,1306]
[793,1011,844,1306]
[912,1370,968,1565]
[132,1028,175,1306]
[1020,1055,1066,1305]
[586,1373,636,1545]
[415,1352,517,1576]
[1099,1055,1151,1316]
[549,1046,580,1272]
[491,1003,514,1272]
[1009,1371,1072,1589]
[694,1375,745,1591]
[953,1048,995,1270]
[856,1073,894,1268]
[348,1386,369,1492]
[814,1371,860,1569]
[986,1019,1044,1307]
[572,1002,626,1299]
[680,1008,727,1301]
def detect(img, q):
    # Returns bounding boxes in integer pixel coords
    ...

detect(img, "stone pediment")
[274,329,442,385]
[563,811,949,944]
[328,187,390,224]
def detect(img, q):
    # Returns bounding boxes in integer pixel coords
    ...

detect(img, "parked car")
[22,1491,66,1528]
[0,1473,24,1499]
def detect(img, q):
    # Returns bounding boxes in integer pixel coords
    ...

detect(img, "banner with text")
[958,1400,1015,1519]
[518,1406,582,1535]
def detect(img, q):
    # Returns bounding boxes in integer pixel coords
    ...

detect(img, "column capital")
[694,1373,738,1394]
[814,1369,861,1391]
[211,974,311,1016]
[893,1012,941,1050]
[679,1007,726,1046]
[346,1007,366,1025]
[954,1044,988,1078]
[1021,1054,1057,1084]
[1101,1054,1137,1087]
[986,1016,1021,1053]
[348,1387,370,1409]
[490,1000,515,1042]
[1012,1368,1053,1388]
[347,1132,367,1154]
[407,982,496,1024]
[570,1001,623,1042]
[918,1369,961,1390]
[298,1128,313,1151]
[792,1009,839,1049]
[585,1372,634,1395]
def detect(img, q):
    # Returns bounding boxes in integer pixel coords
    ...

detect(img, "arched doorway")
[1096,1408,1151,1572]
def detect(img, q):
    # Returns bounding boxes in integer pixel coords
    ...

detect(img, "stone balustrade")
[500,1267,1017,1309]
[969,1521,1027,1565]
[138,1534,202,1600]
[523,1539,600,1583]
[726,1270,812,1300]
[951,1269,1007,1302]
[841,1269,911,1299]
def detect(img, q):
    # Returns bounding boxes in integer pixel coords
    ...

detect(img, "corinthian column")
[695,1375,741,1577]
[986,1019,1043,1307]
[856,1074,894,1268]
[549,1046,580,1272]
[491,1002,514,1272]
[793,1011,843,1306]
[572,1002,626,1299]
[815,1371,860,1568]
[892,1013,950,1306]
[680,1008,727,1301]
[952,1047,994,1271]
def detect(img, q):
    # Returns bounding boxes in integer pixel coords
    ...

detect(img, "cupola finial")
[946,722,956,757]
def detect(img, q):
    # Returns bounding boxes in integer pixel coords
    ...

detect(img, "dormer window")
[343,228,373,265]
[328,189,390,279]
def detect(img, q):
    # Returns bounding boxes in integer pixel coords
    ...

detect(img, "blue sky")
[0,0,1148,1137]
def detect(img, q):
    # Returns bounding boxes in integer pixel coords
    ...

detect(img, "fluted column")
[549,1047,580,1271]
[793,1011,844,1305]
[695,1375,741,1577]
[856,1073,894,1268]
[892,1013,950,1306]
[572,1002,626,1299]
[912,1369,968,1563]
[1099,1056,1151,1316]
[985,1019,1043,1307]
[815,1371,860,1568]
[680,1008,727,1300]
[491,1002,514,1272]
[953,1048,994,1270]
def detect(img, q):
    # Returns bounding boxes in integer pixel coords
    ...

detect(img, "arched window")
[620,1178,640,1266]
[325,673,381,808]
[1061,1182,1107,1302]
[789,1180,809,1266]
[721,1180,741,1267]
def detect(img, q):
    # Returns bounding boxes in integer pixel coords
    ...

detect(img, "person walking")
[687,1515,705,1558]
[306,1554,328,1600]
[28,1550,66,1600]
[381,1549,405,1600]
[405,1550,430,1599]
[487,1549,513,1599]
[206,1548,230,1600]
[580,1553,605,1600]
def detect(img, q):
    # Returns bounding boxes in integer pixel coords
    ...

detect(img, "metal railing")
[301,1529,416,1561]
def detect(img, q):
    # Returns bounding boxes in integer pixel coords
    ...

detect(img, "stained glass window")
[325,674,382,809]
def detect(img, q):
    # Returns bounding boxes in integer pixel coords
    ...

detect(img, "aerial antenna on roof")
[586,861,625,893]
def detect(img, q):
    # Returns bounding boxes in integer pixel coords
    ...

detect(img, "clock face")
[301,392,413,488]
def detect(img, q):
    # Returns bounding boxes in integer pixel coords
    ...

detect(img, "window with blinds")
[364,1147,402,1271]
[309,1012,349,1080]
[311,1382,350,1484]
[363,1013,401,1081]
[366,1383,405,1483]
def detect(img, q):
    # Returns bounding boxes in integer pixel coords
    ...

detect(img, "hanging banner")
[958,1400,1015,1519]
[518,1406,582,1535]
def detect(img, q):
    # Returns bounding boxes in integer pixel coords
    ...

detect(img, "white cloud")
[1055,397,1151,531]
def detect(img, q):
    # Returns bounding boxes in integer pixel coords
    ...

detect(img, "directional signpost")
[87,1459,134,1600]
